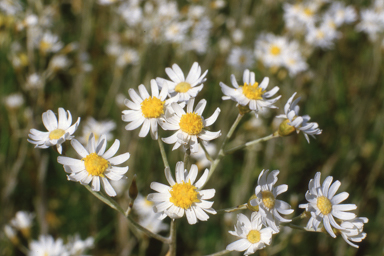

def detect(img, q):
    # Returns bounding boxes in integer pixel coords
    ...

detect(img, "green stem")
[169,219,177,256]
[205,250,230,256]
[216,204,247,214]
[224,133,277,155]
[158,137,170,169]
[199,142,213,162]
[201,114,244,189]
[85,185,170,244]
[183,148,191,169]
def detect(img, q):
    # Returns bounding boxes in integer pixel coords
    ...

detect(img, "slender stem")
[199,142,213,162]
[201,114,244,189]
[216,204,247,214]
[183,148,190,169]
[85,185,170,244]
[205,250,230,256]
[291,211,309,222]
[282,223,323,233]
[168,220,177,256]
[224,134,277,155]
[158,137,170,169]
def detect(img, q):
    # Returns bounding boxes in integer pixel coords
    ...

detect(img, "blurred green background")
[0,0,383,255]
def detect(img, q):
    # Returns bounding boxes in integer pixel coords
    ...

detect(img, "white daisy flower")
[122,79,168,140]
[28,108,81,154]
[339,217,368,248]
[66,234,94,255]
[219,69,281,117]
[226,212,274,255]
[134,194,157,217]
[276,92,322,143]
[254,33,290,68]
[147,161,216,225]
[249,170,294,233]
[299,172,357,238]
[138,213,169,234]
[156,62,208,102]
[80,117,116,144]
[326,2,357,27]
[355,9,384,42]
[28,235,68,256]
[57,134,130,197]
[4,93,24,109]
[161,98,221,153]
[38,32,63,54]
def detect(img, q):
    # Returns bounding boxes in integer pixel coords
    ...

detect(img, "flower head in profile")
[226,212,274,255]
[28,235,67,256]
[10,211,35,238]
[147,161,216,225]
[250,170,294,233]
[156,62,208,102]
[28,108,81,154]
[339,217,368,248]
[161,98,221,153]
[220,69,280,117]
[276,92,322,143]
[299,172,357,238]
[122,79,168,140]
[57,134,130,197]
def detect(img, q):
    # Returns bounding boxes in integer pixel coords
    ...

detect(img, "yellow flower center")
[140,97,165,119]
[247,230,261,244]
[49,129,66,140]
[175,82,192,93]
[179,113,204,135]
[241,82,265,100]
[270,45,281,56]
[304,8,313,16]
[239,55,246,64]
[261,190,275,209]
[39,41,52,52]
[83,153,109,177]
[317,196,332,215]
[169,181,200,209]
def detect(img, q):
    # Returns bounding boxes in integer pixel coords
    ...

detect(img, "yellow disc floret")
[140,97,165,119]
[261,190,276,210]
[169,181,200,209]
[241,82,265,100]
[179,113,204,135]
[39,41,52,52]
[270,45,281,56]
[317,196,332,215]
[83,153,109,177]
[49,129,66,140]
[175,82,192,93]
[247,230,261,244]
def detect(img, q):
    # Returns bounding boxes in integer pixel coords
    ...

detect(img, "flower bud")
[276,119,296,137]
[237,104,250,115]
[129,175,138,201]
[247,194,259,212]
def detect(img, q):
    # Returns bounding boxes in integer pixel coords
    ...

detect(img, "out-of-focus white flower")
[26,73,43,90]
[49,55,70,71]
[162,98,221,153]
[183,17,212,54]
[250,170,294,233]
[138,213,169,234]
[4,93,24,109]
[110,178,128,196]
[10,211,34,232]
[220,69,281,117]
[339,217,368,248]
[122,80,168,139]
[255,33,290,68]
[210,0,226,10]
[276,92,322,142]
[0,0,23,15]
[134,194,156,217]
[190,142,216,170]
[66,234,94,256]
[164,21,191,43]
[28,108,81,154]
[28,235,68,256]
[305,19,341,49]
[156,62,208,103]
[80,117,116,144]
[147,161,216,225]
[299,172,357,238]
[188,5,205,20]
[232,29,244,44]
[284,52,308,77]
[227,47,254,70]
[4,225,17,243]
[326,2,357,27]
[116,48,139,68]
[218,38,231,53]
[226,212,274,255]
[98,0,120,5]
[38,32,63,54]
[16,14,38,31]
[57,134,130,197]
[117,2,142,26]
[356,9,384,41]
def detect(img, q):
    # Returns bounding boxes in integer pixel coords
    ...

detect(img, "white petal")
[108,153,130,165]
[71,139,89,158]
[102,139,121,159]
[101,177,117,197]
